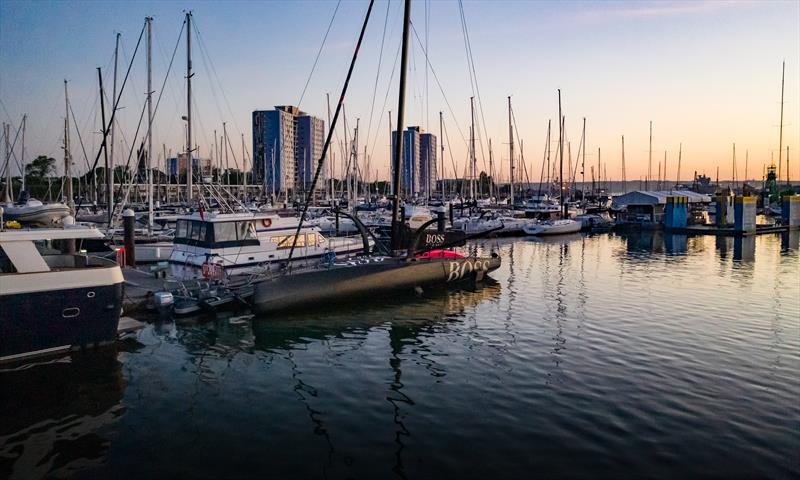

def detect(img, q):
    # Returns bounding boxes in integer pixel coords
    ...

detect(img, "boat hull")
[252,255,501,314]
[0,282,123,362]
[523,220,582,236]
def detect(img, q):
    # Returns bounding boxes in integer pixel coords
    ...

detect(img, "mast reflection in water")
[1,233,798,479]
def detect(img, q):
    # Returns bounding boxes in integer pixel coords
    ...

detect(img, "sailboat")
[523,90,580,236]
[252,0,500,314]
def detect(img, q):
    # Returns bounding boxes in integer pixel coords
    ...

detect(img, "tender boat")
[523,218,582,236]
[169,211,368,279]
[3,198,71,226]
[0,225,124,363]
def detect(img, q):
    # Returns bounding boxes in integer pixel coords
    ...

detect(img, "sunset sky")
[1,0,798,184]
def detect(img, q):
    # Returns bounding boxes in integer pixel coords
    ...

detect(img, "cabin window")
[176,220,188,239]
[191,221,202,241]
[214,222,238,243]
[198,223,207,242]
[307,233,318,246]
[238,221,256,241]
[271,234,306,249]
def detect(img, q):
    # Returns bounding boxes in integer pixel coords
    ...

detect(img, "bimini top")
[0,225,105,243]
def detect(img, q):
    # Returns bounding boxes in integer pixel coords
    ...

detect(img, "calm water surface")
[2,232,799,479]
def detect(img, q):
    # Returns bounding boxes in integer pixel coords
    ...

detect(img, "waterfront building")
[392,126,438,198]
[252,106,325,196]
[420,132,438,197]
[167,153,212,178]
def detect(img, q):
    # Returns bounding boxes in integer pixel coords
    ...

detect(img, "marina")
[1,0,799,478]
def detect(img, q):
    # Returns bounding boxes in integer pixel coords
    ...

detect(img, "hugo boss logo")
[446,260,490,282]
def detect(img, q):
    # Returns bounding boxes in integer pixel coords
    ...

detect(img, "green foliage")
[24,155,55,181]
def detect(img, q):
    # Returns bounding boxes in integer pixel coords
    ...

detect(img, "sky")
[1,0,798,185]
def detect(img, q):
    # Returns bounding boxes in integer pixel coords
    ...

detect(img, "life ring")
[261,218,272,228]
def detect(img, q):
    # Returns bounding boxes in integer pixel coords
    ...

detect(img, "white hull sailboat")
[523,218,581,236]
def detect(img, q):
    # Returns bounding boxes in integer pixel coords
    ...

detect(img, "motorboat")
[169,211,368,279]
[0,225,124,363]
[522,218,582,236]
[3,198,70,226]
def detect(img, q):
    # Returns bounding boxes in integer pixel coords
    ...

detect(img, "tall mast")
[621,135,627,194]
[439,111,444,197]
[64,80,73,213]
[146,16,154,233]
[98,68,111,223]
[597,147,601,193]
[778,60,785,183]
[108,33,120,216]
[732,143,737,190]
[327,93,333,199]
[744,149,748,186]
[390,0,411,253]
[224,122,230,188]
[388,110,392,197]
[558,89,565,217]
[581,117,586,199]
[18,115,26,193]
[647,120,652,190]
[185,11,193,205]
[488,138,494,199]
[4,124,10,204]
[663,151,667,191]
[470,96,476,199]
[508,96,514,207]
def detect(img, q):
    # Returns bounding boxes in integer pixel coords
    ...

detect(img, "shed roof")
[613,190,711,206]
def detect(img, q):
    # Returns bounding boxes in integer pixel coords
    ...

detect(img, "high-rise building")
[296,114,326,192]
[252,105,326,197]
[391,126,437,198]
[419,132,438,196]
[391,126,421,197]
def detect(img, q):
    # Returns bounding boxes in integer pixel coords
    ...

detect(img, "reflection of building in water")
[0,351,125,479]
[664,234,688,255]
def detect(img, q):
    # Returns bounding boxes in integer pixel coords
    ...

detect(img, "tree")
[25,155,55,181]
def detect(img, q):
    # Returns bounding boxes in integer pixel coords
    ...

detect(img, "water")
[2,232,799,479]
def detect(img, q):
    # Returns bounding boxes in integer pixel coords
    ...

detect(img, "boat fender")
[261,218,272,228]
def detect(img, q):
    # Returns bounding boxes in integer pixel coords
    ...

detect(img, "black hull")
[0,283,123,362]
[252,255,501,313]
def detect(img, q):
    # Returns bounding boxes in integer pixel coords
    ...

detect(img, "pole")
[558,89,565,217]
[146,16,154,233]
[224,122,230,187]
[621,135,627,194]
[98,68,112,223]
[186,11,194,205]
[4,124,10,204]
[20,115,26,192]
[64,80,73,214]
[109,32,120,218]
[470,96,476,199]
[508,96,514,207]
[647,120,652,190]
[439,111,444,197]
[390,0,411,253]
[778,60,785,183]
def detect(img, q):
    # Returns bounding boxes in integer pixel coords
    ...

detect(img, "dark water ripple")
[1,232,798,479]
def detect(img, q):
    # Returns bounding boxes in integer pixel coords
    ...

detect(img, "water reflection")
[0,351,125,480]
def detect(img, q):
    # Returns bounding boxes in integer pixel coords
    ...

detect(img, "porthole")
[87,291,96,298]
[62,307,80,318]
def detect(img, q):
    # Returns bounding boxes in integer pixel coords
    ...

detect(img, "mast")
[146,16,154,233]
[185,11,194,205]
[488,138,494,199]
[508,96,514,207]
[64,80,73,213]
[327,93,333,200]
[470,96,476,199]
[597,147,601,194]
[4,124,10,204]
[621,135,627,194]
[732,143,736,190]
[20,115,26,193]
[744,149,748,186]
[581,117,586,199]
[778,60,785,183]
[676,143,682,190]
[439,111,444,197]
[390,0,411,253]
[108,32,120,217]
[98,68,112,223]
[647,120,652,190]
[224,122,230,188]
[558,89,565,218]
